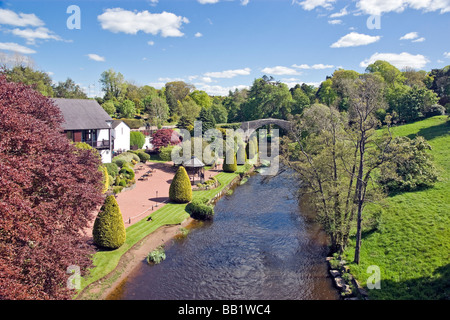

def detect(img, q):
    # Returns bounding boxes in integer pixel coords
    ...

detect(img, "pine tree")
[197,107,216,134]
[93,195,126,249]
[169,166,193,203]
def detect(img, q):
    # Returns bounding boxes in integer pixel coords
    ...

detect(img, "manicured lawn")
[78,164,247,298]
[343,116,450,300]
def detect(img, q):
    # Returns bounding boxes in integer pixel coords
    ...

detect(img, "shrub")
[223,151,237,173]
[92,195,126,249]
[130,131,146,149]
[104,162,119,178]
[119,166,135,180]
[186,197,215,220]
[159,145,176,162]
[118,179,127,187]
[136,150,150,162]
[424,104,446,117]
[113,158,126,168]
[101,166,109,194]
[169,166,192,203]
[146,246,166,264]
[236,143,247,165]
[112,186,123,194]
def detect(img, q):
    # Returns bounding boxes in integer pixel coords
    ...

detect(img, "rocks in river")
[329,269,340,278]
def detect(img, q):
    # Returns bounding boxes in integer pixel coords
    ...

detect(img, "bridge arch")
[240,118,292,141]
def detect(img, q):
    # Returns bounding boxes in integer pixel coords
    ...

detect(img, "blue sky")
[0,0,449,96]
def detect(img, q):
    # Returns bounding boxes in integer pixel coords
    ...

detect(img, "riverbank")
[76,163,253,300]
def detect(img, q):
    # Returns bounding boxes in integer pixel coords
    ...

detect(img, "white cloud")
[0,9,44,27]
[204,67,251,78]
[10,27,62,45]
[0,42,36,54]
[356,0,450,15]
[400,32,419,40]
[148,40,155,45]
[198,0,220,3]
[412,37,425,43]
[444,52,450,58]
[330,6,349,17]
[149,0,159,5]
[87,53,105,62]
[195,32,203,38]
[292,0,336,11]
[328,19,343,24]
[241,0,250,5]
[360,52,430,69]
[331,32,381,48]
[261,66,301,75]
[98,8,189,37]
[292,63,335,69]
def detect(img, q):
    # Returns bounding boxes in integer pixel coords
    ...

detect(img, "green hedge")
[121,118,144,129]
[169,166,192,203]
[104,163,119,178]
[186,197,214,220]
[92,196,126,249]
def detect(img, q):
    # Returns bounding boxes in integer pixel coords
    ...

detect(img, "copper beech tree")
[0,76,104,300]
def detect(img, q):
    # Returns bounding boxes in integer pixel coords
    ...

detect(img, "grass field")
[343,116,450,300]
[78,164,247,298]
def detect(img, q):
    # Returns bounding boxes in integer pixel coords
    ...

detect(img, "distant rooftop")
[52,98,112,130]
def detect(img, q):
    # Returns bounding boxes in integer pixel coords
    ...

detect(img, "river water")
[107,169,338,300]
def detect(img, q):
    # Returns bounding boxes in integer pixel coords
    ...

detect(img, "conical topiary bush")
[236,143,247,165]
[93,195,126,249]
[169,166,192,203]
[223,150,237,173]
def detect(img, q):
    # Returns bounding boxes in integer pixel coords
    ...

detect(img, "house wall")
[112,123,130,151]
[97,128,110,142]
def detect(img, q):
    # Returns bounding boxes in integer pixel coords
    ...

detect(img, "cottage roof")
[52,98,113,130]
[112,120,129,129]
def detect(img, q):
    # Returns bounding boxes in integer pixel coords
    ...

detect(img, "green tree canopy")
[92,195,126,249]
[169,166,192,203]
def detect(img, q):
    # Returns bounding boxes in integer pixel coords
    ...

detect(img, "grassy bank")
[343,116,450,300]
[78,164,248,299]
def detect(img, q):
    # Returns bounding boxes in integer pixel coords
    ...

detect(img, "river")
[107,169,338,300]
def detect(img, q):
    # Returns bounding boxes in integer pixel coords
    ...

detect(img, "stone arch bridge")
[239,118,292,142]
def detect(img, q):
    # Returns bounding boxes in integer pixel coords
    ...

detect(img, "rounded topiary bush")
[93,195,126,249]
[223,151,237,173]
[169,166,192,203]
[237,143,247,165]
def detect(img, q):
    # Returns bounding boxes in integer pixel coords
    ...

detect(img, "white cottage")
[52,98,113,163]
[111,120,130,153]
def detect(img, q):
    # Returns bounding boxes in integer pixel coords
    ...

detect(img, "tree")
[118,99,136,118]
[101,101,116,116]
[0,76,104,299]
[197,107,216,134]
[130,131,146,149]
[222,88,248,122]
[165,81,195,115]
[283,74,394,262]
[169,166,192,203]
[366,60,405,86]
[1,65,54,96]
[92,196,126,249]
[190,90,212,109]
[291,87,310,115]
[143,94,169,127]
[317,78,337,106]
[210,101,228,124]
[100,68,127,100]
[378,136,438,192]
[242,78,293,120]
[53,78,88,99]
[152,128,180,152]
[398,86,439,122]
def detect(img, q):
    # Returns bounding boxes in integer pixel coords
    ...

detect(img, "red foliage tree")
[0,76,104,300]
[151,128,180,152]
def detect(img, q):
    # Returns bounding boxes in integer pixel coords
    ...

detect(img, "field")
[344,116,450,300]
